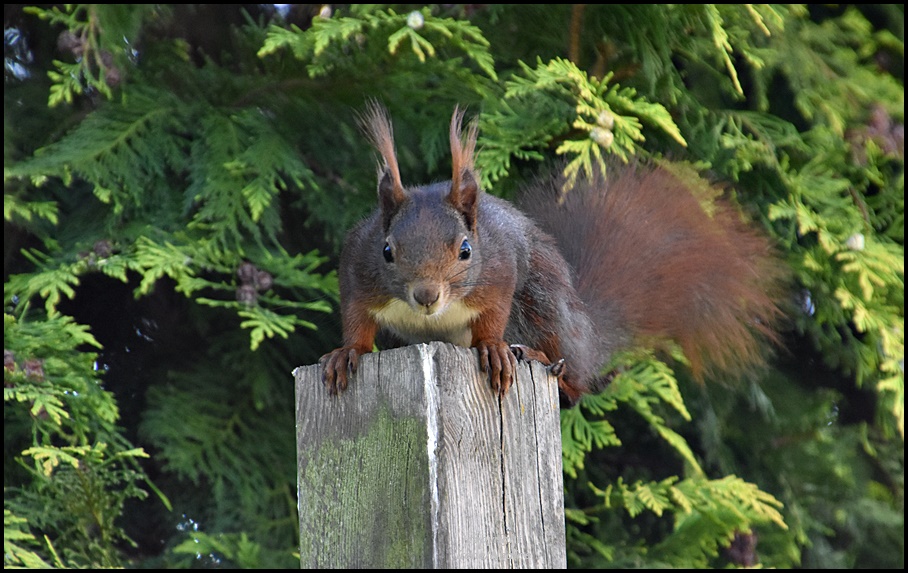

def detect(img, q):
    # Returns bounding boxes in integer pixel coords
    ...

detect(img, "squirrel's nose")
[412,284,441,308]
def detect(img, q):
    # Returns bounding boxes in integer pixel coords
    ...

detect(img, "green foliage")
[4,510,58,568]
[172,531,265,568]
[562,352,697,480]
[24,5,154,106]
[137,343,300,568]
[259,7,497,81]
[4,313,161,567]
[14,444,154,566]
[584,475,786,567]
[4,3,903,569]
[563,353,790,567]
[478,57,686,189]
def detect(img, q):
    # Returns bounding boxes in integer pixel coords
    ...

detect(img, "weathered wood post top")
[293,342,566,568]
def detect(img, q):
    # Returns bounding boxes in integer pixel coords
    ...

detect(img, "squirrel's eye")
[459,238,472,261]
[383,242,394,263]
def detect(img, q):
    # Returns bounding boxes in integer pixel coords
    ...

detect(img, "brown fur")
[521,162,786,381]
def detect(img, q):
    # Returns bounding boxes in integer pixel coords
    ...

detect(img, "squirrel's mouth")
[414,299,446,317]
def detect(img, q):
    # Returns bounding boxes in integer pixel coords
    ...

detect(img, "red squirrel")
[320,104,785,406]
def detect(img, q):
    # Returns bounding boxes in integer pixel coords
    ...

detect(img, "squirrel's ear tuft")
[448,106,480,231]
[359,101,406,227]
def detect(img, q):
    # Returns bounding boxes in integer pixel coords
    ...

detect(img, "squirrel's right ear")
[359,102,406,227]
[448,106,480,232]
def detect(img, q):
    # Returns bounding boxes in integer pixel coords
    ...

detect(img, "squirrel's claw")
[549,358,566,378]
[508,346,576,407]
[509,344,551,364]
[319,347,361,395]
[508,343,567,382]
[477,340,518,396]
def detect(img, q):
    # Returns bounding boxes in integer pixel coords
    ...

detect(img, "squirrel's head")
[361,104,482,316]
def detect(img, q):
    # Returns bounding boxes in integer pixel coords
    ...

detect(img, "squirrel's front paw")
[319,346,365,395]
[476,340,518,396]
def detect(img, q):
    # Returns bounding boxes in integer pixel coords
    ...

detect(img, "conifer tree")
[5,4,903,568]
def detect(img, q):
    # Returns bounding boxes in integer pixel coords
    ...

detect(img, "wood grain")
[294,342,566,568]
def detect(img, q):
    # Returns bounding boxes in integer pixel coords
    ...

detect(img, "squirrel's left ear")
[448,106,480,232]
[360,101,407,230]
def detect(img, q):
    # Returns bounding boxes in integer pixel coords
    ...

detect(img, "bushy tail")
[520,161,787,381]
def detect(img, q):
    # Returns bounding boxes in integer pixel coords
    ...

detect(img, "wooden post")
[293,342,566,568]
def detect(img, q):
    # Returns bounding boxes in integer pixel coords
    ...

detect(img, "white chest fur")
[371,298,479,347]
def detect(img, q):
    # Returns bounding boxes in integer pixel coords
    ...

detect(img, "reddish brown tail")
[522,161,788,380]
